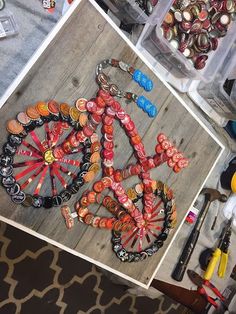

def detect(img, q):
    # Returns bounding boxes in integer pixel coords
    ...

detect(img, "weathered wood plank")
[0,0,222,287]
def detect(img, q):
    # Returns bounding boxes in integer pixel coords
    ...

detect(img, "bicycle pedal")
[61,205,77,229]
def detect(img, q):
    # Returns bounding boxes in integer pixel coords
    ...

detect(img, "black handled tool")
[172,188,227,282]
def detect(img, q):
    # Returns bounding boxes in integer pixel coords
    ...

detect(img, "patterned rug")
[0,222,189,314]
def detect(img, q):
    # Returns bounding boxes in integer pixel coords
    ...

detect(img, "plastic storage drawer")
[138,0,236,90]
[188,44,236,126]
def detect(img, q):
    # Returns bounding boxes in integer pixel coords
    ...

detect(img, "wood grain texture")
[0,0,222,287]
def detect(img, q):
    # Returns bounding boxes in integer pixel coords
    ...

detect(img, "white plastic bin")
[137,0,236,91]
[188,44,236,127]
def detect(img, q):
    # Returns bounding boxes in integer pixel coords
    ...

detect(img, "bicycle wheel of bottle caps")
[0,100,100,208]
[111,181,176,262]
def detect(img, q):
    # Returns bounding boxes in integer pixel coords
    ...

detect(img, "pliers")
[187,270,225,308]
[199,218,232,281]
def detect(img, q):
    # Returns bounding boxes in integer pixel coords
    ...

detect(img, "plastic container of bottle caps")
[101,0,149,24]
[137,0,236,92]
[188,44,236,127]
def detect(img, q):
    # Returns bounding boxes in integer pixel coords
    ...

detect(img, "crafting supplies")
[172,188,227,282]
[187,270,225,309]
[160,0,236,70]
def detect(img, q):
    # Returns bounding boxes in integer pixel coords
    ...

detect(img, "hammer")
[172,188,227,282]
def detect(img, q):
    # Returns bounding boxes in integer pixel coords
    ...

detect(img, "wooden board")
[0,0,223,288]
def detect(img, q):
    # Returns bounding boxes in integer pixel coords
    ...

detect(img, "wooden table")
[0,0,224,288]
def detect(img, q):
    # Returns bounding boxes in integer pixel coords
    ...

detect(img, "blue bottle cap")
[148,105,158,118]
[137,95,146,109]
[145,80,154,92]
[140,74,148,87]
[133,69,142,83]
[144,100,153,112]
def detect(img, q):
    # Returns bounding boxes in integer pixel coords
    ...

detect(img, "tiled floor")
[0,222,188,314]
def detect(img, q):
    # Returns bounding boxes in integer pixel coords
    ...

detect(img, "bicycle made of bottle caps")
[0,59,188,262]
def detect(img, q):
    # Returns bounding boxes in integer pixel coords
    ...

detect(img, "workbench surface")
[0,0,223,288]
